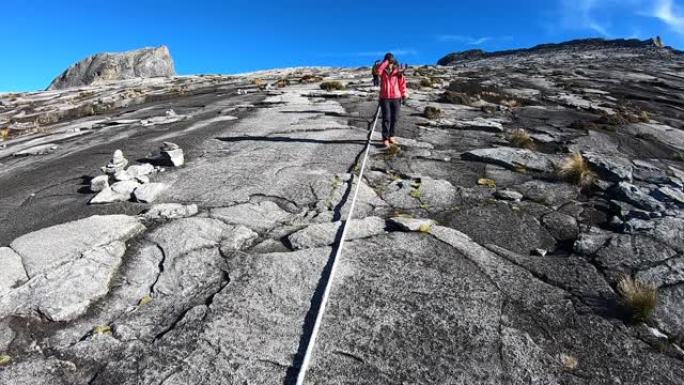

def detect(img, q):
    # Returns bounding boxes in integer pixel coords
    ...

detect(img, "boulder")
[160,142,184,167]
[101,149,128,175]
[388,217,436,232]
[47,46,175,90]
[287,217,387,249]
[583,152,633,182]
[89,175,109,193]
[613,182,665,212]
[495,189,523,201]
[651,186,684,207]
[541,212,579,241]
[126,163,155,178]
[0,247,28,292]
[133,183,167,203]
[90,180,140,204]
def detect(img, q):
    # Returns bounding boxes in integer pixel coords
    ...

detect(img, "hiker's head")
[384,53,396,64]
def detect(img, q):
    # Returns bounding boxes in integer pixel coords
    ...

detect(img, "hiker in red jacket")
[376,53,408,148]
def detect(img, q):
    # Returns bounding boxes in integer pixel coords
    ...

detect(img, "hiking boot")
[389,137,397,144]
[382,139,391,148]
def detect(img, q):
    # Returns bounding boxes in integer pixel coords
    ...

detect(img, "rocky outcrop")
[48,46,175,90]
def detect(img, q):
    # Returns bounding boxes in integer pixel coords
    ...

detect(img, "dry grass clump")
[508,129,535,149]
[252,79,266,87]
[300,74,323,84]
[320,81,345,91]
[558,153,597,188]
[0,354,11,366]
[276,79,290,88]
[617,275,658,323]
[477,178,497,188]
[0,127,10,141]
[423,106,442,120]
[93,325,112,335]
[420,78,433,88]
[418,223,432,233]
[439,91,472,105]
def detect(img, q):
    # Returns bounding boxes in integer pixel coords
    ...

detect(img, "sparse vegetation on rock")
[558,153,597,188]
[508,129,535,149]
[423,106,442,120]
[320,81,345,91]
[618,275,658,323]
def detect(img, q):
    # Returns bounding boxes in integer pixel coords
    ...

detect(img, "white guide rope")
[295,105,382,385]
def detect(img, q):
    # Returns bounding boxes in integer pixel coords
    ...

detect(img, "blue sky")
[1,0,683,92]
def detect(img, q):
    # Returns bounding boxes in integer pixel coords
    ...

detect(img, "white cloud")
[318,49,418,58]
[435,35,512,46]
[558,0,612,37]
[653,0,684,33]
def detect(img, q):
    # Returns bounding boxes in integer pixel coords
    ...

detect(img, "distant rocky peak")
[47,45,175,90]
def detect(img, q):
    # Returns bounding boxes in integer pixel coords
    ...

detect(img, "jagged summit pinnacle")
[47,45,175,90]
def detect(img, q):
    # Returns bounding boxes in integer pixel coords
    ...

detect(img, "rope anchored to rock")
[294,104,382,385]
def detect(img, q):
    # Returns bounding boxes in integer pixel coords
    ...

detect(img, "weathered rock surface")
[142,203,198,220]
[288,216,387,249]
[48,46,175,90]
[0,247,28,292]
[1,40,684,384]
[133,182,167,203]
[463,147,558,173]
[9,214,144,277]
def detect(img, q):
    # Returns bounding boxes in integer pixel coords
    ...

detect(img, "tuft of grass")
[423,106,442,120]
[93,325,112,335]
[420,78,433,88]
[320,81,345,91]
[508,129,535,149]
[387,144,401,156]
[0,354,10,366]
[439,91,472,105]
[276,79,290,88]
[618,275,658,323]
[300,74,323,84]
[0,127,9,141]
[252,79,266,87]
[418,223,432,233]
[138,295,153,306]
[558,153,597,188]
[560,354,578,370]
[477,178,497,188]
[409,181,422,199]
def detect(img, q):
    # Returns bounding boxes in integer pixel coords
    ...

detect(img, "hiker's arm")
[376,60,389,74]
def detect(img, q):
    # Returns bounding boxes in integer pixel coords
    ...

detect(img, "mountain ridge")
[437,37,679,66]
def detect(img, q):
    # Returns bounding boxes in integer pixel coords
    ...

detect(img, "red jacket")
[377,60,407,100]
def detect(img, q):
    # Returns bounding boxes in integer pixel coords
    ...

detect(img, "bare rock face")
[47,46,175,90]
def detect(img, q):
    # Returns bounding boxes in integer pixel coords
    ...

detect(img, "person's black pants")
[380,98,401,140]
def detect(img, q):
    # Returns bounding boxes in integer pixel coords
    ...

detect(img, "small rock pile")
[89,145,183,204]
